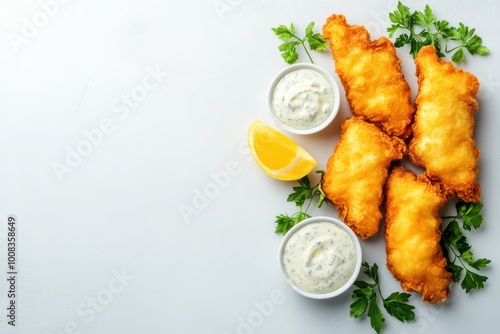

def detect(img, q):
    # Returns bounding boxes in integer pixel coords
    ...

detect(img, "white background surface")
[0,0,499,333]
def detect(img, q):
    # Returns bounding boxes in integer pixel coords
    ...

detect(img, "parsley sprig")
[350,262,415,334]
[275,171,328,235]
[271,22,327,64]
[441,201,491,293]
[387,1,489,62]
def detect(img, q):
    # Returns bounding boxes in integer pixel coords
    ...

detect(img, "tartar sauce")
[283,221,357,294]
[272,69,334,130]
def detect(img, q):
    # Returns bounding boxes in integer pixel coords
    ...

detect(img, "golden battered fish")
[409,45,480,202]
[385,166,452,303]
[322,14,414,139]
[322,117,405,239]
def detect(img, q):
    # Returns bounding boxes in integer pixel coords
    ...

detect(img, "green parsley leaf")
[456,201,483,230]
[352,281,376,300]
[278,41,300,64]
[271,24,294,40]
[414,5,435,27]
[362,262,380,284]
[287,175,313,207]
[387,25,399,38]
[442,220,470,254]
[468,258,491,271]
[307,33,328,51]
[436,20,451,37]
[275,172,329,235]
[350,298,369,318]
[473,44,489,56]
[394,33,411,48]
[350,262,415,333]
[316,184,328,208]
[272,22,327,64]
[274,211,312,235]
[387,1,489,62]
[369,300,385,334]
[293,211,311,224]
[441,202,491,293]
[274,214,295,235]
[461,250,475,265]
[383,292,415,323]
[304,22,328,51]
[388,1,412,38]
[451,46,465,62]
[304,21,314,38]
[462,270,488,293]
[446,262,463,283]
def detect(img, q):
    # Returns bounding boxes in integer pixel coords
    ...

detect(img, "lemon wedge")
[247,120,317,181]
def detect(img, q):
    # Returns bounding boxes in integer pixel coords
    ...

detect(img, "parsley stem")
[445,45,462,53]
[303,187,317,212]
[375,278,384,300]
[443,236,459,262]
[410,30,425,44]
[301,41,315,63]
[398,23,426,44]
[446,242,473,276]
[291,34,314,63]
[442,232,474,276]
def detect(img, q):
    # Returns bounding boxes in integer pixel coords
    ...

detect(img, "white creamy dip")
[272,68,335,130]
[282,221,357,294]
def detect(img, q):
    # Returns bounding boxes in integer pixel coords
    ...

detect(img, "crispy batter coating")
[409,45,480,202]
[322,117,405,239]
[385,166,452,303]
[322,14,414,139]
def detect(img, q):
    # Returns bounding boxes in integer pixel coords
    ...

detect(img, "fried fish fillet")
[322,14,414,139]
[385,166,452,303]
[409,45,480,202]
[322,117,405,239]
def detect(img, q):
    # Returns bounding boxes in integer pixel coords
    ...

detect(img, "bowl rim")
[267,63,341,135]
[278,215,362,299]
